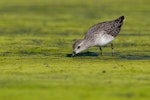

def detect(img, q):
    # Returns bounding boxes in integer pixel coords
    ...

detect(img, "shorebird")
[72,16,125,56]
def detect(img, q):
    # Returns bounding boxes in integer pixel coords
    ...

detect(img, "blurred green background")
[0,0,149,100]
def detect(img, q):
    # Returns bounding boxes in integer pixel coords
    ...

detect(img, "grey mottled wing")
[84,21,114,38]
[85,18,123,39]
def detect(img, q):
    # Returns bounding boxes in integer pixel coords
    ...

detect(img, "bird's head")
[72,39,87,56]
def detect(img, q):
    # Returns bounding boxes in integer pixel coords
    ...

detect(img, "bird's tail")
[115,16,125,23]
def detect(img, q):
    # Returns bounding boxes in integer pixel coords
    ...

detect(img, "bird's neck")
[82,39,95,48]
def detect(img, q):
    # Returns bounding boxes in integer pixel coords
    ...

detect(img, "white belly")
[95,31,114,46]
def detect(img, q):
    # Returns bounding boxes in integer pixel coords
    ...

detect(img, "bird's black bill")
[72,52,76,57]
[72,53,76,57]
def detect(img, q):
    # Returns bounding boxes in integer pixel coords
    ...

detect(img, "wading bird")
[72,16,125,56]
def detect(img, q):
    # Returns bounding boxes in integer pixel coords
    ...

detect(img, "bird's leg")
[111,43,114,56]
[99,47,103,56]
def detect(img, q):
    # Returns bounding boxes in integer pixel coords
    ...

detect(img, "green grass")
[0,0,150,100]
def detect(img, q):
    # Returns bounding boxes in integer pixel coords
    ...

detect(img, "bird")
[72,16,125,56]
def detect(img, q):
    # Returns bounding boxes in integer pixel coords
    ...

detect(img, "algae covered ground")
[0,0,150,100]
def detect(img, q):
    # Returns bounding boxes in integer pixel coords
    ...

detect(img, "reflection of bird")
[72,16,125,56]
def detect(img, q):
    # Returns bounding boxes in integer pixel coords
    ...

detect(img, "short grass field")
[0,0,150,100]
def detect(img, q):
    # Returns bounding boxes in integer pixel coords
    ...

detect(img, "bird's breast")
[95,31,114,46]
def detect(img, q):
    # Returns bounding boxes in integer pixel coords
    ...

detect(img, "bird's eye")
[77,46,80,49]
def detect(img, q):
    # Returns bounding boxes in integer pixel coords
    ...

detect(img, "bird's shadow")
[66,51,99,57]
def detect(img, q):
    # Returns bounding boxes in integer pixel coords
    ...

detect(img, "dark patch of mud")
[66,52,150,60]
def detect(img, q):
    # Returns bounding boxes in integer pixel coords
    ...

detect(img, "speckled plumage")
[72,16,125,56]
